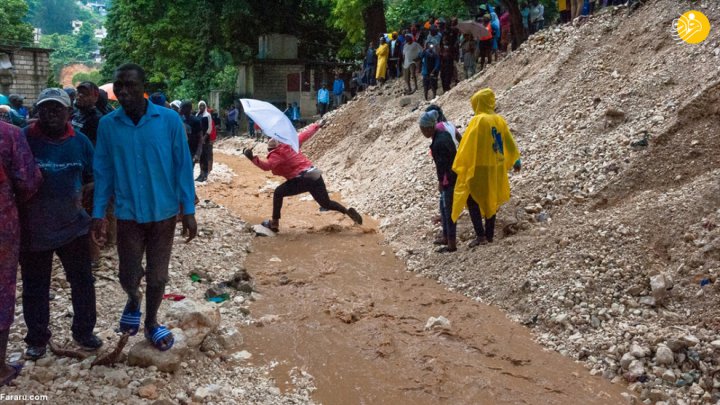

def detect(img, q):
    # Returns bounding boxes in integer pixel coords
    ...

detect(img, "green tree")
[39,33,87,72]
[331,0,386,52]
[27,0,81,35]
[0,0,34,44]
[102,0,341,101]
[385,0,470,31]
[72,70,103,85]
[76,21,98,55]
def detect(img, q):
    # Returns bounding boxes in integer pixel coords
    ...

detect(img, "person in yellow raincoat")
[375,37,389,84]
[452,88,521,246]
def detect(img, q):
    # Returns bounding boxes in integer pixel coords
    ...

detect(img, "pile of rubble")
[6,203,316,404]
[305,1,720,403]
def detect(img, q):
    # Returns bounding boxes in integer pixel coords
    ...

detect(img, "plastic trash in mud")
[189,270,213,283]
[205,285,231,303]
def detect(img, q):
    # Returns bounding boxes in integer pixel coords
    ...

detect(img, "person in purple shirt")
[0,120,42,385]
[92,63,197,351]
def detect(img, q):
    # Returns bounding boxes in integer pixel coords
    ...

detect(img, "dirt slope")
[303,1,720,403]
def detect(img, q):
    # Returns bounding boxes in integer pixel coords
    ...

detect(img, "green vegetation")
[72,70,103,85]
[39,25,98,73]
[26,0,80,35]
[0,0,34,44]
[385,0,471,30]
[101,0,342,101]
[99,0,556,100]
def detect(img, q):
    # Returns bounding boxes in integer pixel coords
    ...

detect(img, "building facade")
[0,44,53,105]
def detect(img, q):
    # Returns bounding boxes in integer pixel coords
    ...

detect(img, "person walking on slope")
[375,37,389,85]
[419,110,458,253]
[461,35,477,80]
[477,15,494,72]
[363,42,377,88]
[452,88,521,245]
[402,34,423,94]
[92,63,197,352]
[242,122,363,233]
[420,44,440,100]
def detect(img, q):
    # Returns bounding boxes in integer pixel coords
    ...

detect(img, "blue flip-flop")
[145,326,174,352]
[1,363,23,387]
[118,304,142,336]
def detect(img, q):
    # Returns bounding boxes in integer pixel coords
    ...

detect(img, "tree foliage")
[27,0,81,35]
[101,0,342,101]
[385,0,470,30]
[0,0,34,44]
[39,26,98,74]
[72,70,103,85]
[331,0,386,55]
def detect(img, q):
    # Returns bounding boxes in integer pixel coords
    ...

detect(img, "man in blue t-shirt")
[332,76,345,110]
[19,88,101,360]
[317,83,330,117]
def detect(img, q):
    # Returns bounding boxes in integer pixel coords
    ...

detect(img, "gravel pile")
[6,202,316,404]
[304,1,720,403]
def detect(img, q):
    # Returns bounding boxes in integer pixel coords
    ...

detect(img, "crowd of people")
[0,0,636,386]
[0,63,202,385]
[0,60,369,385]
[359,0,618,100]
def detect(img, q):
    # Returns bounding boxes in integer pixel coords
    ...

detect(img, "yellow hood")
[471,88,496,115]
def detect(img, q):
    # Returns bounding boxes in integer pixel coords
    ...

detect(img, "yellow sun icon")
[674,10,711,44]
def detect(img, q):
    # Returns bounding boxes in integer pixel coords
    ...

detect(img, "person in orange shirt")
[477,15,494,71]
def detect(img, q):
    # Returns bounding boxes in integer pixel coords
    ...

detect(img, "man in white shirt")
[402,35,423,94]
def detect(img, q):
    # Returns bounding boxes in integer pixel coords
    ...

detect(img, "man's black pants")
[200,141,213,174]
[273,176,347,220]
[467,196,497,241]
[19,234,96,346]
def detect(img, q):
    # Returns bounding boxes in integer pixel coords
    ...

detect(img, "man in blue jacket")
[92,63,197,352]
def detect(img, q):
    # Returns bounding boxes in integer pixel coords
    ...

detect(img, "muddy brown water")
[200,152,627,405]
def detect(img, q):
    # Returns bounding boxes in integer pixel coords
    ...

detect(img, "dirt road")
[200,152,628,405]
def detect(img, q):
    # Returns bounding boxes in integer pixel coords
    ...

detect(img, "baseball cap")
[37,88,72,108]
[170,100,182,109]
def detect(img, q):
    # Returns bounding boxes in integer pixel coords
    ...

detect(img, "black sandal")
[261,220,279,233]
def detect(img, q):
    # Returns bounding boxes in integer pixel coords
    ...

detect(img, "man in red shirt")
[243,122,363,232]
